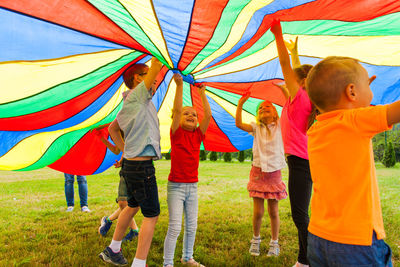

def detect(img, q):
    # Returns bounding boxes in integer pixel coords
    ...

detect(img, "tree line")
[162,127,400,168]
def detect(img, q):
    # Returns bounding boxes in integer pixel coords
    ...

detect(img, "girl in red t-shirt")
[162,74,211,267]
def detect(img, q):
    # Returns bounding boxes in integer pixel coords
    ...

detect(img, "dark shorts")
[120,159,160,218]
[308,232,393,267]
[116,173,128,203]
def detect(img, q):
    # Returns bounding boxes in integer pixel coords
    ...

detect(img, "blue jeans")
[163,182,198,266]
[308,232,393,267]
[64,174,88,207]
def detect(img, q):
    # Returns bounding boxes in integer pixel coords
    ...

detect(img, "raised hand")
[270,19,282,36]
[272,82,287,91]
[238,91,251,105]
[197,83,206,95]
[173,73,183,86]
[272,82,289,99]
[235,91,253,132]
[284,36,298,54]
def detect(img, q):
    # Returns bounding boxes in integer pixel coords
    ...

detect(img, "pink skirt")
[247,166,287,200]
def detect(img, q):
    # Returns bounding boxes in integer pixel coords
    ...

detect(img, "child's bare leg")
[112,206,139,241]
[117,200,138,230]
[267,199,280,240]
[135,216,158,259]
[108,208,122,221]
[130,217,138,230]
[108,200,127,221]
[252,197,265,236]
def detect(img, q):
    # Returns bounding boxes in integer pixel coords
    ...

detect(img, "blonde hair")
[306,56,360,110]
[256,100,279,135]
[171,106,196,119]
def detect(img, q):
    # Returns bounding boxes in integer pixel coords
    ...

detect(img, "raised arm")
[108,119,125,152]
[284,36,301,69]
[94,128,121,155]
[367,75,400,126]
[171,73,183,134]
[387,101,400,126]
[272,82,289,100]
[198,84,212,134]
[271,20,300,100]
[144,57,163,90]
[235,92,253,133]
[382,71,400,125]
[93,123,110,131]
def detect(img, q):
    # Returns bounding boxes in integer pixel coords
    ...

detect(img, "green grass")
[0,160,399,266]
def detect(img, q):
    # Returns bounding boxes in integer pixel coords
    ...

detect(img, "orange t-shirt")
[307,105,391,245]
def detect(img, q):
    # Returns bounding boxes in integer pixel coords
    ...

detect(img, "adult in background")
[64,173,90,212]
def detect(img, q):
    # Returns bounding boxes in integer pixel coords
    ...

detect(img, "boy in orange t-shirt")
[306,56,398,266]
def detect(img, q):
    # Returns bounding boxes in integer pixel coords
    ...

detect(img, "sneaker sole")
[98,217,107,236]
[99,252,127,266]
[98,225,106,236]
[250,252,260,256]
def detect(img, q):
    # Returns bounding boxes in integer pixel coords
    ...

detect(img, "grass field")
[0,160,399,266]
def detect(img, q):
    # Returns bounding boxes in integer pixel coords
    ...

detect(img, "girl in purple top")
[271,20,316,267]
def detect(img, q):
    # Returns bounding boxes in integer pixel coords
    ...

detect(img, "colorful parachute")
[1,0,400,175]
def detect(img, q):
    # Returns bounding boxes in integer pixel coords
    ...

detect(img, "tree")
[223,152,232,162]
[238,151,245,162]
[209,151,218,161]
[200,150,207,161]
[382,141,396,167]
[373,129,400,162]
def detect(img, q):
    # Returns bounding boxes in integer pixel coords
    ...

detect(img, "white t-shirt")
[250,121,286,172]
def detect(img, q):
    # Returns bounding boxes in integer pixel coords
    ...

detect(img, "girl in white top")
[235,92,287,258]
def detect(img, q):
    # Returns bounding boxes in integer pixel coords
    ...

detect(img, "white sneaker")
[81,206,91,212]
[66,206,74,212]
[181,258,205,267]
[249,237,261,256]
[267,241,280,257]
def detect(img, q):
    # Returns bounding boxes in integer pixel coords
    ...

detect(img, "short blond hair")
[171,106,196,119]
[306,56,361,110]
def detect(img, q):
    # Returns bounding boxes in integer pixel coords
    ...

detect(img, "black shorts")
[120,159,160,217]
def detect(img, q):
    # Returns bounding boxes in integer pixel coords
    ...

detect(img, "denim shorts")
[120,159,160,218]
[308,232,393,267]
[116,173,128,202]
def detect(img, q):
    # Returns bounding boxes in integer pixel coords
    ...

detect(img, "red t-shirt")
[169,126,205,183]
